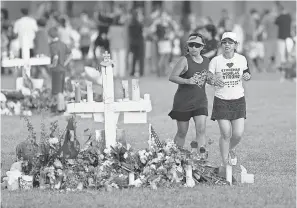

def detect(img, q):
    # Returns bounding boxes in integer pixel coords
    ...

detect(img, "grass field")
[1,73,296,208]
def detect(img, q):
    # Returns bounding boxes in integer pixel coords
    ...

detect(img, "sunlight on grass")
[1,75,296,208]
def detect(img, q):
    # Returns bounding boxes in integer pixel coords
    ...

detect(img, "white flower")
[140,157,146,164]
[54,159,63,169]
[104,148,111,155]
[26,111,32,116]
[133,179,142,187]
[150,164,156,170]
[6,101,15,109]
[123,152,128,159]
[151,158,159,164]
[138,150,146,156]
[99,154,105,160]
[111,183,119,189]
[102,160,112,167]
[157,152,164,160]
[49,137,59,145]
[126,144,131,151]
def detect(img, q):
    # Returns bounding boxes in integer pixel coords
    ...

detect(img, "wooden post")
[100,51,117,148]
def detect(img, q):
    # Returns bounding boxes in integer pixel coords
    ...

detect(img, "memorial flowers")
[2,116,229,192]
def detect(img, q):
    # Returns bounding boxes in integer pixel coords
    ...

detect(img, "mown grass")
[1,73,296,208]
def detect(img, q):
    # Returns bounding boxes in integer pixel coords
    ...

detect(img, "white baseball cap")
[221,32,237,42]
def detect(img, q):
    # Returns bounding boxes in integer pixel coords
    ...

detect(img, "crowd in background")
[1,1,296,81]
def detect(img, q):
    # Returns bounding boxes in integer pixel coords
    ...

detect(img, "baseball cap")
[187,35,205,45]
[221,32,237,42]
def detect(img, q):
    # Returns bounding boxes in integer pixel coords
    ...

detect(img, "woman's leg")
[193,115,207,149]
[217,119,232,166]
[138,43,145,77]
[131,45,137,76]
[174,120,189,148]
[230,118,245,150]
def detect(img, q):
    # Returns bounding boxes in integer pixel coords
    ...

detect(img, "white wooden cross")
[66,51,152,148]
[1,39,51,90]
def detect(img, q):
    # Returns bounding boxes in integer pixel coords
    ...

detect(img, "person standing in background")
[33,18,51,84]
[180,14,193,56]
[150,11,176,77]
[107,5,129,78]
[242,9,259,73]
[34,18,50,57]
[201,24,218,60]
[13,8,38,58]
[48,27,72,114]
[94,8,113,60]
[79,12,92,61]
[262,8,278,73]
[274,3,292,81]
[129,9,145,77]
[57,17,75,49]
[1,9,9,55]
[1,24,9,75]
[217,9,230,39]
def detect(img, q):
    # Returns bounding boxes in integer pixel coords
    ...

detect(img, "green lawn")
[1,73,296,208]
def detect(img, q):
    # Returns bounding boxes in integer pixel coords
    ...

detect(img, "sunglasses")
[188,42,204,48]
[221,40,236,45]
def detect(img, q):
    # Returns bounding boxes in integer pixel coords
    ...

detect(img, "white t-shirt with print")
[209,53,248,100]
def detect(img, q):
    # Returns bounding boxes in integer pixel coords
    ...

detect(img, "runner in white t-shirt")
[207,32,251,178]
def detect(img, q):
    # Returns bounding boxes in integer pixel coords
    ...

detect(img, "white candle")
[86,81,93,102]
[128,172,135,185]
[131,79,140,101]
[185,165,195,187]
[75,82,81,103]
[144,94,150,101]
[121,80,129,101]
[226,164,232,185]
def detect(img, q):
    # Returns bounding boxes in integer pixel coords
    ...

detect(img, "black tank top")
[171,54,210,112]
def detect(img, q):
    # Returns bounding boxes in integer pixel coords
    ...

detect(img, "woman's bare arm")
[203,50,217,59]
[169,57,195,85]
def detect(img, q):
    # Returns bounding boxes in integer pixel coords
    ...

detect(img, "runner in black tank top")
[171,54,209,112]
[169,33,210,156]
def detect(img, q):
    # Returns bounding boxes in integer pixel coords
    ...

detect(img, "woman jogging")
[208,32,251,172]
[169,33,210,155]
